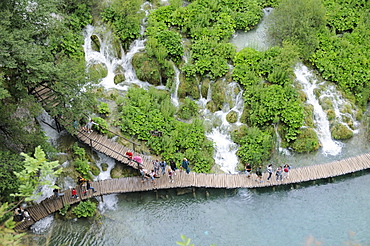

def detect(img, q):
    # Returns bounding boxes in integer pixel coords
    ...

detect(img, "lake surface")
[26,172,370,246]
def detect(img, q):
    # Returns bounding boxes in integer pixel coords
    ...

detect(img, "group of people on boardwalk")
[245,163,291,182]
[139,158,190,186]
[14,206,31,222]
[70,176,97,199]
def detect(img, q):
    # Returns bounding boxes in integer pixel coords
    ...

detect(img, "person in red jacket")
[71,187,78,199]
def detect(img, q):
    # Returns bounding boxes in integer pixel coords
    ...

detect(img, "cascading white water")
[295,64,343,156]
[83,2,153,90]
[319,85,359,134]
[204,82,244,173]
[171,64,180,107]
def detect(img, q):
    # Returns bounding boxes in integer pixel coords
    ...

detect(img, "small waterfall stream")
[203,82,244,173]
[295,64,343,156]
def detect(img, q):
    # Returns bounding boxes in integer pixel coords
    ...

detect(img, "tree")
[0,151,23,203]
[12,146,62,201]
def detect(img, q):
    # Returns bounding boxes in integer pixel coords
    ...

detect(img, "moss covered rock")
[178,74,200,99]
[210,79,227,111]
[88,64,108,79]
[291,128,319,153]
[132,52,161,85]
[226,110,238,123]
[331,122,353,140]
[201,78,211,98]
[101,163,109,172]
[91,35,100,52]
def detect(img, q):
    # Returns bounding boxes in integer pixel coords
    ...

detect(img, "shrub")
[72,200,97,218]
[177,98,199,120]
[98,102,110,116]
[291,128,319,153]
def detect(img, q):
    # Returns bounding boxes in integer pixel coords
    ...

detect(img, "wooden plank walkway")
[14,152,370,231]
[74,130,151,170]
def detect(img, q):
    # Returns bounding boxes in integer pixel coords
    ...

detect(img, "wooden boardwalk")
[75,130,152,170]
[14,152,370,231]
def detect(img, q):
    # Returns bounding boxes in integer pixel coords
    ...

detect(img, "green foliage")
[331,123,354,140]
[12,146,62,201]
[291,127,319,153]
[59,204,70,216]
[117,87,214,173]
[176,235,194,246]
[0,203,25,245]
[233,46,303,143]
[72,200,97,218]
[268,0,326,59]
[132,52,162,85]
[145,0,262,79]
[177,98,199,120]
[323,0,367,33]
[232,126,274,166]
[310,12,370,107]
[101,0,144,49]
[92,117,109,134]
[98,102,111,116]
[73,143,92,179]
[0,151,23,203]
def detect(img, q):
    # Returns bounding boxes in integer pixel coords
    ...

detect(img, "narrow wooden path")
[75,130,152,169]
[14,152,370,231]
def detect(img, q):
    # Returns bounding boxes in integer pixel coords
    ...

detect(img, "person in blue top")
[181,158,190,174]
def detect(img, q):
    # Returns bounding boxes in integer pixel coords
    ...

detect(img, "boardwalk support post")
[100,195,104,203]
[154,190,158,200]
[192,188,196,198]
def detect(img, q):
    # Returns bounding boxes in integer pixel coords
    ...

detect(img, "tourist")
[160,160,167,175]
[77,176,87,192]
[153,160,160,175]
[245,163,252,178]
[83,180,97,195]
[255,166,263,183]
[125,151,133,159]
[266,164,273,181]
[283,164,290,179]
[169,159,178,175]
[276,166,283,181]
[168,167,174,182]
[23,209,31,221]
[140,167,149,183]
[14,206,24,222]
[181,158,190,174]
[84,118,98,134]
[149,170,156,186]
[53,184,64,198]
[71,187,79,199]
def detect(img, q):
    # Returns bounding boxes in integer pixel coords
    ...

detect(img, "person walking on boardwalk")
[14,206,24,222]
[169,159,178,174]
[149,170,156,186]
[83,180,97,195]
[160,160,167,175]
[71,187,79,199]
[83,118,98,133]
[266,164,273,181]
[283,164,290,179]
[140,167,149,183]
[168,167,174,182]
[153,160,160,176]
[53,184,64,198]
[255,166,263,183]
[77,176,87,192]
[276,166,283,181]
[181,158,190,174]
[23,209,31,221]
[245,163,252,178]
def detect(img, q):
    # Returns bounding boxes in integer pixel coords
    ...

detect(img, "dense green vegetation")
[116,87,214,172]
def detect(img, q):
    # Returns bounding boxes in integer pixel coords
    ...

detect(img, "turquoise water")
[27,172,370,246]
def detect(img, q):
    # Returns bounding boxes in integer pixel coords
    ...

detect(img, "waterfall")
[295,64,343,156]
[204,82,244,173]
[83,2,153,90]
[171,64,180,107]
